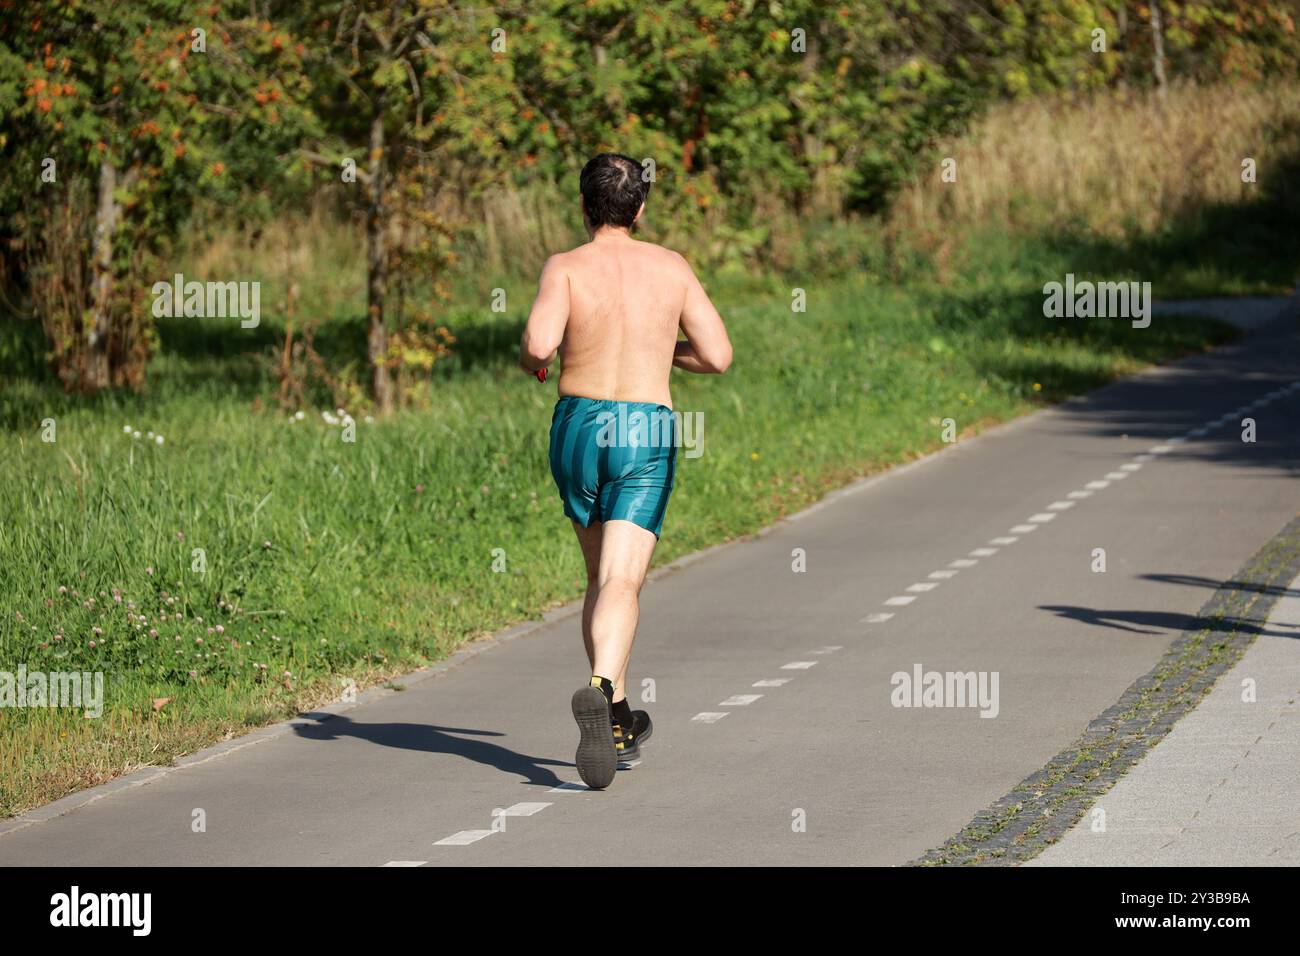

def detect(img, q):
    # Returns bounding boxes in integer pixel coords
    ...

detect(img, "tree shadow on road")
[1140,573,1300,600]
[1039,604,1300,639]
[291,712,572,788]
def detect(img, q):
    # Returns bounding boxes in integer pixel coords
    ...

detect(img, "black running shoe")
[571,685,617,789]
[614,710,653,763]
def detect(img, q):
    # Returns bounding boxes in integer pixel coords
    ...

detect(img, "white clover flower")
[132,430,142,439]
[155,435,164,445]
[123,425,132,433]
[294,410,305,421]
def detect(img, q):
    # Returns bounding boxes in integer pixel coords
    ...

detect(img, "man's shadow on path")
[291,713,572,788]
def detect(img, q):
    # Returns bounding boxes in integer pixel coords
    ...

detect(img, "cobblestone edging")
[914,514,1300,866]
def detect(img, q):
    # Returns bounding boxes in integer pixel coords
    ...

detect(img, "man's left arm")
[519,255,569,373]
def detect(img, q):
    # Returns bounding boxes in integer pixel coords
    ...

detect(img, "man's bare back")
[520,231,731,408]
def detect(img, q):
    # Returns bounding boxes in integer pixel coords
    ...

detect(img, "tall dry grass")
[890,82,1300,242]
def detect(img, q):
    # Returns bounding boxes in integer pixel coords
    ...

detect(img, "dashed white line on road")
[721,695,763,706]
[781,661,819,669]
[435,830,495,846]
[1134,453,1155,462]
[1104,472,1129,480]
[907,582,939,592]
[383,860,427,867]
[1085,480,1110,489]
[969,548,998,557]
[1029,513,1058,523]
[810,645,844,654]
[929,570,959,579]
[1047,500,1075,510]
[862,612,895,623]
[1150,445,1173,454]
[1067,490,1093,499]
[990,537,1018,545]
[692,712,729,723]
[753,678,792,687]
[1010,525,1038,534]
[885,595,917,605]
[1119,463,1142,471]
[950,558,979,568]
[548,782,591,793]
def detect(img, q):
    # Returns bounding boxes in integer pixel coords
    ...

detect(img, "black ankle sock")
[611,698,633,727]
[589,675,615,704]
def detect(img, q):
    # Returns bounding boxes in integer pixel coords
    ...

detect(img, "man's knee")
[596,573,642,600]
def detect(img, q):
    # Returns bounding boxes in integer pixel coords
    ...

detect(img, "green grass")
[0,223,1244,817]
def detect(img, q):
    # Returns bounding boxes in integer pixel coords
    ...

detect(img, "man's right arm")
[674,254,732,374]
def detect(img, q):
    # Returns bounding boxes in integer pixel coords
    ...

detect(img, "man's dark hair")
[579,153,650,230]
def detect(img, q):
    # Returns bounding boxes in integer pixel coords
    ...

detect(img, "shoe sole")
[572,687,617,789]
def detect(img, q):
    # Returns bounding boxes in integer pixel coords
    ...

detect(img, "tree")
[0,0,315,392]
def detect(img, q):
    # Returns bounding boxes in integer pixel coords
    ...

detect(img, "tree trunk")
[1150,0,1169,101]
[87,159,118,392]
[366,106,393,414]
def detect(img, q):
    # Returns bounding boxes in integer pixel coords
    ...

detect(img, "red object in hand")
[535,368,547,383]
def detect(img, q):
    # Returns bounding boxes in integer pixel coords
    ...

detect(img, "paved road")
[1029,571,1300,866]
[1,302,1297,867]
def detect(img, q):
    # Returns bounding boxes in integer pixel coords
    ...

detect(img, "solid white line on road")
[1085,480,1110,489]
[435,830,496,846]
[1047,500,1075,510]
[753,678,792,687]
[990,537,1019,545]
[781,661,819,669]
[907,582,939,592]
[862,612,895,623]
[720,695,763,706]
[969,548,999,557]
[1010,525,1038,534]
[1067,490,1093,499]
[692,712,729,723]
[383,860,427,867]
[929,570,959,579]
[499,802,552,816]
[885,595,917,605]
[548,782,591,793]
[1029,513,1058,523]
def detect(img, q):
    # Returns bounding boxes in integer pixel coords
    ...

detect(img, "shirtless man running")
[519,153,732,789]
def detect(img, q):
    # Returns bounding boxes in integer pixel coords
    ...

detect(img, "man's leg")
[571,519,602,674]
[589,519,657,696]
[571,518,648,705]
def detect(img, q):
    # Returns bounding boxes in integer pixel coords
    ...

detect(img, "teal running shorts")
[548,396,677,537]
